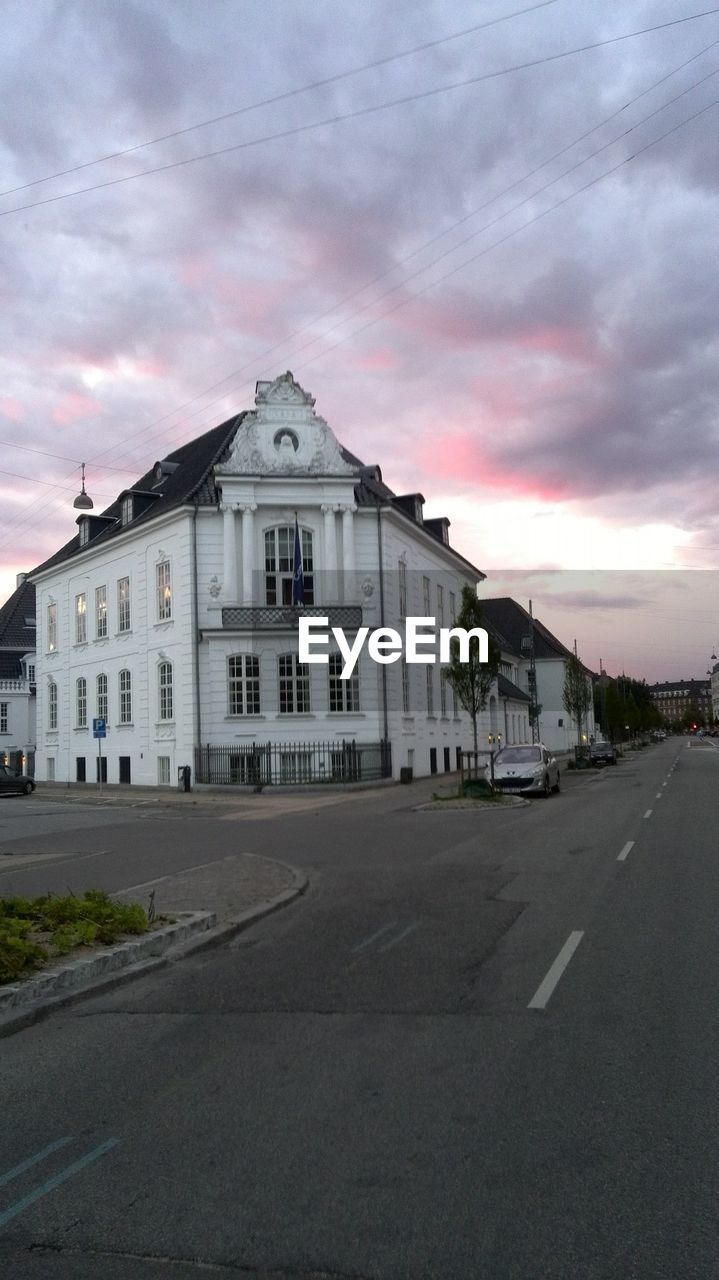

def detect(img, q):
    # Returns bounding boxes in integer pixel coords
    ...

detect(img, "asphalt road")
[1,739,718,1278]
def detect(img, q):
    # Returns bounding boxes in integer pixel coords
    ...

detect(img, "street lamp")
[73,462,94,510]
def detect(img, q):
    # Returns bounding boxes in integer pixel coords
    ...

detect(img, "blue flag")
[292,516,304,605]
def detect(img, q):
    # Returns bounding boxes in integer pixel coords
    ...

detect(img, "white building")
[31,372,487,787]
[481,597,596,753]
[0,574,36,774]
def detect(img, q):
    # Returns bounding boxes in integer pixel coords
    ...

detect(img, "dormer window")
[121,495,133,526]
[79,518,90,547]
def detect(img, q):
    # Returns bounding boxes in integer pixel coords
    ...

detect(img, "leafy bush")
[0,890,149,983]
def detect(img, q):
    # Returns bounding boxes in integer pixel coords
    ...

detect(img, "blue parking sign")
[93,717,106,738]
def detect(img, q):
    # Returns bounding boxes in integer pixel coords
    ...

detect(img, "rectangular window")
[157,756,171,786]
[440,674,447,718]
[75,593,87,644]
[97,673,108,721]
[156,561,172,621]
[48,681,58,730]
[402,660,410,714]
[76,677,87,728]
[449,591,456,623]
[278,654,310,713]
[96,585,107,638]
[158,662,174,721]
[279,751,312,783]
[76,757,86,782]
[47,602,57,652]
[117,577,130,632]
[329,653,360,712]
[452,685,459,718]
[398,561,407,618]
[228,655,261,716]
[426,667,435,716]
[423,576,431,615]
[437,584,444,627]
[27,663,35,684]
[47,757,56,781]
[79,520,89,547]
[121,495,133,526]
[0,703,7,734]
[119,669,132,723]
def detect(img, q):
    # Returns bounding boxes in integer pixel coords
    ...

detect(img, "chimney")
[16,572,28,588]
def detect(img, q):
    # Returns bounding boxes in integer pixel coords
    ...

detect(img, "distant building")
[0,573,36,774]
[712,664,719,722]
[648,678,713,726]
[30,372,487,787]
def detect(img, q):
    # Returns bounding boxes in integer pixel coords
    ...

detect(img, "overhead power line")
[3,8,719,218]
[0,0,559,199]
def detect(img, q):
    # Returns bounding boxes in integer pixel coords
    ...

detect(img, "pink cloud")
[51,391,102,425]
[0,398,26,422]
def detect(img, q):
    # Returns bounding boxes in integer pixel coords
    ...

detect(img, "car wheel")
[543,774,551,797]
[23,781,33,795]
[553,773,561,793]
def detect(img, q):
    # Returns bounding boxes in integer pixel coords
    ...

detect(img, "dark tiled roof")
[481,597,574,662]
[497,673,530,702]
[649,679,710,695]
[29,393,483,579]
[31,415,245,577]
[0,578,36,652]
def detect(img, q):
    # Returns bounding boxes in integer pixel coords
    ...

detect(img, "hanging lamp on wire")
[73,462,94,510]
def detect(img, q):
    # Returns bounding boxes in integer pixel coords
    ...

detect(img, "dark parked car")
[590,740,617,766]
[0,764,35,795]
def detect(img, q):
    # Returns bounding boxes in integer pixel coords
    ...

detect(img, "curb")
[0,868,308,1039]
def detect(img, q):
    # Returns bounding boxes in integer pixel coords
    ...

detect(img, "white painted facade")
[0,660,36,771]
[32,373,485,786]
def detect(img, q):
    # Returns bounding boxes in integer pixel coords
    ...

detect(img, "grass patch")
[0,890,148,985]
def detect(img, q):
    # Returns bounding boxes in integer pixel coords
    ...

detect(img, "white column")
[221,504,238,601]
[322,504,338,603]
[241,504,257,605]
[341,503,356,602]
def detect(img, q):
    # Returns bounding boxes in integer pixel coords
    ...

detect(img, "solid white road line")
[644,809,653,819]
[376,920,421,952]
[617,841,635,862]
[528,931,584,1010]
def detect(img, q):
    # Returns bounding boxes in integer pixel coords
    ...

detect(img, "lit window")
[75,593,87,644]
[228,655,260,716]
[278,654,310,713]
[119,669,132,723]
[158,661,174,721]
[96,585,107,638]
[76,677,87,728]
[265,527,314,605]
[118,577,130,632]
[47,602,57,653]
[329,653,360,712]
[48,681,58,730]
[156,561,172,621]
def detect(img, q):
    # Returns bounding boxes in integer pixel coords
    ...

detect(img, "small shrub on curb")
[0,891,148,984]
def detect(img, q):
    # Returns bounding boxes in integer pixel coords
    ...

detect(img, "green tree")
[562,652,593,746]
[443,586,500,754]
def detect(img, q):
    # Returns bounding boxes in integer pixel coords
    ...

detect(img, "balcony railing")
[0,679,30,692]
[221,605,363,631]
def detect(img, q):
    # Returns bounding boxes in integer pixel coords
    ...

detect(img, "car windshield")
[496,747,541,765]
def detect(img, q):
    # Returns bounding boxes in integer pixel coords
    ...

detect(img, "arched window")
[264,526,314,605]
[97,673,108,721]
[48,680,58,730]
[158,661,173,721]
[76,677,87,728]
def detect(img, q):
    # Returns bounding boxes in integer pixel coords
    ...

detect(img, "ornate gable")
[221,371,356,477]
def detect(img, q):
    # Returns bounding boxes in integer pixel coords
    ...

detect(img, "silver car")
[491,744,560,796]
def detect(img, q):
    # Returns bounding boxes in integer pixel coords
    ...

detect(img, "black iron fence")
[194,739,392,787]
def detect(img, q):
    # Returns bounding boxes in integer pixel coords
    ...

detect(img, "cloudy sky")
[2,0,719,681]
